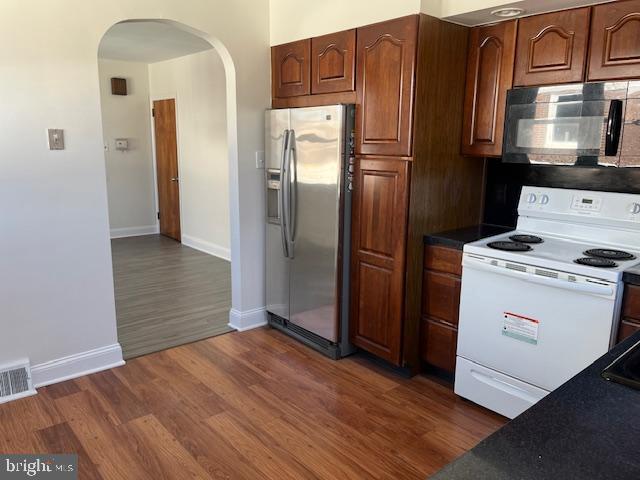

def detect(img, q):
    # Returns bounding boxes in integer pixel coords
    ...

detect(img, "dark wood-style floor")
[0,328,506,479]
[111,235,233,359]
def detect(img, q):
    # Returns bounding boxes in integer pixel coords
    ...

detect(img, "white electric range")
[455,186,640,419]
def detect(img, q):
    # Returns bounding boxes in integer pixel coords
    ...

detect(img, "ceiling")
[98,20,213,63]
[440,0,616,26]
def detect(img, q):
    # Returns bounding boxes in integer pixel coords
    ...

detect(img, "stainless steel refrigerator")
[265,105,355,359]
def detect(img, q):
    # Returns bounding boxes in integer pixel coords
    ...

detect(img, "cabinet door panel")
[356,16,418,156]
[350,158,410,364]
[422,319,458,373]
[461,21,517,158]
[422,271,461,326]
[514,8,590,86]
[272,39,311,98]
[311,30,355,94]
[588,0,640,80]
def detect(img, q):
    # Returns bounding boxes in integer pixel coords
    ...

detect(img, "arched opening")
[97,19,241,359]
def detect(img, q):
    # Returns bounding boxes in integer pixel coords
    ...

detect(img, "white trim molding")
[31,344,125,388]
[182,234,231,261]
[228,307,267,332]
[110,225,159,239]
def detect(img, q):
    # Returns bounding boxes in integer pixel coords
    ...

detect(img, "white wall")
[98,59,157,238]
[149,50,230,259]
[269,0,422,45]
[0,0,270,384]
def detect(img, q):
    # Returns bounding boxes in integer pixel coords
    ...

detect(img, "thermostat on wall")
[115,138,129,151]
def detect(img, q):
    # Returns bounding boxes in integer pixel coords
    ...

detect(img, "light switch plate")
[255,150,265,169]
[47,129,64,150]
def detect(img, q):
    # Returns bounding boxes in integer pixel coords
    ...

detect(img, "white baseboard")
[110,225,159,239]
[182,234,231,261]
[31,344,125,388]
[228,307,267,332]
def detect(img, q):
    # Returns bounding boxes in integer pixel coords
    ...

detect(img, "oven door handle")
[463,257,615,297]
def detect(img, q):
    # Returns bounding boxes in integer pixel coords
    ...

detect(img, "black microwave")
[502,81,640,167]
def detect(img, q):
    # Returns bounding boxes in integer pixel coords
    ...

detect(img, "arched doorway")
[97,19,241,358]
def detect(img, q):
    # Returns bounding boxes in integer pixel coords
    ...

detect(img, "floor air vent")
[535,269,559,279]
[506,263,527,272]
[0,361,36,404]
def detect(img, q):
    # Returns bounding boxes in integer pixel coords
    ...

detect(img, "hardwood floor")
[0,328,506,479]
[111,235,233,359]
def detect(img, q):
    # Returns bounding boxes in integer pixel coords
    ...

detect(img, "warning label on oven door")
[502,313,539,345]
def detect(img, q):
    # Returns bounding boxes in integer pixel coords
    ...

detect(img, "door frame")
[149,94,184,240]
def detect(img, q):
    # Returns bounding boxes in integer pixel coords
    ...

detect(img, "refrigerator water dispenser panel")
[266,169,281,223]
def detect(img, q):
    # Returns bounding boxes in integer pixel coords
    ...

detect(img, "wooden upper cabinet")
[588,0,640,81]
[355,16,418,157]
[272,39,311,98]
[514,8,591,86]
[350,158,410,365]
[461,20,517,158]
[311,30,356,94]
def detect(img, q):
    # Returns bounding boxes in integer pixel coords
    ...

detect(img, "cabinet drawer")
[422,271,461,325]
[617,319,640,344]
[622,284,640,320]
[424,245,462,276]
[421,318,457,373]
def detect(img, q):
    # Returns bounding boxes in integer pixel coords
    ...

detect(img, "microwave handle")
[605,100,623,156]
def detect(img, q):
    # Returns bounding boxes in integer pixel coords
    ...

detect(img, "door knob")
[171,177,179,182]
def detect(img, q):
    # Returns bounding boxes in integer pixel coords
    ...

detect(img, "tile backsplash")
[483,159,640,227]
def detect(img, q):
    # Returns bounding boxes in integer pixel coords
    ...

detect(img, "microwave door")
[502,82,629,167]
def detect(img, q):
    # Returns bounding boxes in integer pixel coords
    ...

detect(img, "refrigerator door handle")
[279,129,290,258]
[288,131,298,245]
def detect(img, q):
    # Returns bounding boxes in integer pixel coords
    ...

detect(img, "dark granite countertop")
[424,224,512,250]
[430,331,640,480]
[623,265,640,286]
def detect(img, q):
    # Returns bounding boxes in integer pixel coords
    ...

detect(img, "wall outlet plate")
[115,138,129,151]
[47,129,64,150]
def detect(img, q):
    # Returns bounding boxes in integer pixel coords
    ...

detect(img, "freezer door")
[288,105,344,341]
[265,109,290,319]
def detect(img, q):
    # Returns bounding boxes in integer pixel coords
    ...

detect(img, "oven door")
[457,255,619,393]
[503,82,627,167]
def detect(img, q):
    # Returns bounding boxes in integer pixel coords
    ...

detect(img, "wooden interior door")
[587,0,640,81]
[153,99,181,241]
[513,7,591,86]
[461,20,517,158]
[350,157,410,365]
[355,16,418,157]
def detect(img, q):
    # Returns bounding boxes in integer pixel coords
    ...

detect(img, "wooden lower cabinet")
[422,319,457,373]
[421,244,462,376]
[617,284,640,343]
[350,157,410,365]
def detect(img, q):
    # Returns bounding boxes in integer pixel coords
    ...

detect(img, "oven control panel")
[518,186,640,226]
[571,194,602,214]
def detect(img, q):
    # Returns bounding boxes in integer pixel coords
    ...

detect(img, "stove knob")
[526,193,538,204]
[540,194,550,205]
[629,203,640,215]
